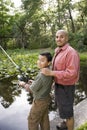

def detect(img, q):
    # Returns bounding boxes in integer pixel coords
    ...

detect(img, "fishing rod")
[0,45,19,69]
[0,45,29,82]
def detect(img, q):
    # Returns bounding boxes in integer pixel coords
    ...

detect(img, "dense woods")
[0,0,87,51]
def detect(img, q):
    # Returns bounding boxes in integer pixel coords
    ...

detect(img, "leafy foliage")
[0,0,87,51]
[76,122,87,130]
[0,0,15,48]
[0,49,39,80]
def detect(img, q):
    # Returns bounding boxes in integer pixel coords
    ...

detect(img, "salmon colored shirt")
[52,44,80,85]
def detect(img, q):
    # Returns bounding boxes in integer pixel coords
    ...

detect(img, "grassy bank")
[79,52,87,66]
[76,122,87,130]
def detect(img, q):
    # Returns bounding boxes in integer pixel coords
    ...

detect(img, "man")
[41,30,80,130]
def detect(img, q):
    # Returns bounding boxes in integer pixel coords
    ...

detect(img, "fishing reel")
[16,66,30,83]
[17,73,29,83]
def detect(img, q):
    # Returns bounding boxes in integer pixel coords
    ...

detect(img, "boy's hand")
[28,79,33,85]
[19,81,31,92]
[18,81,26,87]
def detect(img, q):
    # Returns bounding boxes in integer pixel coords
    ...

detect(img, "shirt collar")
[55,43,69,53]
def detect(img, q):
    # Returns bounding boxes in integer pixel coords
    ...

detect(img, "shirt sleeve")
[53,51,80,81]
[29,73,43,93]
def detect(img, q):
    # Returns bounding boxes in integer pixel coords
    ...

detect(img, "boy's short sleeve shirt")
[30,72,53,99]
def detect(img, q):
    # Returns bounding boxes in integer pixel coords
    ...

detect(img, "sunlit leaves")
[0,49,39,80]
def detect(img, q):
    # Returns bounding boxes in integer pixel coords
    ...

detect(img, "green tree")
[0,0,14,49]
[76,0,87,45]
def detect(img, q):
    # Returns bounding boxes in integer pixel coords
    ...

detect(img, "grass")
[79,52,87,67]
[79,52,87,62]
[76,122,87,130]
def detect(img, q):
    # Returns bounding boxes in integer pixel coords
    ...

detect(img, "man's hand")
[41,68,52,76]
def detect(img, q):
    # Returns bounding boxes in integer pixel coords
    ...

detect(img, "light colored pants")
[28,96,51,130]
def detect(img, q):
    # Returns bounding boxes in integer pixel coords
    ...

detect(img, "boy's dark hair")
[40,52,52,62]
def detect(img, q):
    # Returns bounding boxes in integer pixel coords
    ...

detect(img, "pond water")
[0,65,87,130]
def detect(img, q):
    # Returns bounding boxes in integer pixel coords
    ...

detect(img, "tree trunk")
[68,7,75,33]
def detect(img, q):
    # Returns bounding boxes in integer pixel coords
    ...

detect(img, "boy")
[19,52,53,130]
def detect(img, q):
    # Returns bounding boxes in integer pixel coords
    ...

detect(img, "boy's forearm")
[24,83,32,93]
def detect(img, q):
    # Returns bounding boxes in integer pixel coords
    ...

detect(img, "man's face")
[55,31,68,47]
[37,55,50,69]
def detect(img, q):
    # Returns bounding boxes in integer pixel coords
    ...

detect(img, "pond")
[0,65,87,130]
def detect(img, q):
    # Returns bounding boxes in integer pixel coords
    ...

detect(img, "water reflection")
[0,88,30,130]
[0,81,21,108]
[0,65,87,130]
[75,65,87,104]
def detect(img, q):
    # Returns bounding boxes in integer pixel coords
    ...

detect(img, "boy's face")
[37,55,50,69]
